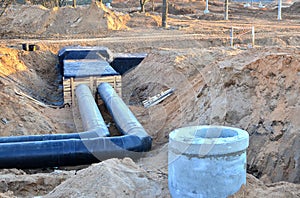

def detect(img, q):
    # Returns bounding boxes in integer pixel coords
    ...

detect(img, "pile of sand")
[0,2,127,37]
[231,174,300,197]
[0,45,76,136]
[125,12,161,28]
[283,2,300,13]
[0,169,74,197]
[154,3,197,15]
[45,158,163,198]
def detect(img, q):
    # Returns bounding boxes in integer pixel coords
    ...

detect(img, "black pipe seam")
[0,85,152,169]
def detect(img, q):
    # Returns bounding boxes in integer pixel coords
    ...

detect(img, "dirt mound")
[155,3,196,15]
[0,45,76,136]
[0,2,127,37]
[283,2,300,13]
[197,13,225,21]
[45,158,163,198]
[0,169,74,197]
[216,48,300,184]
[126,12,161,28]
[123,47,300,184]
[231,174,300,197]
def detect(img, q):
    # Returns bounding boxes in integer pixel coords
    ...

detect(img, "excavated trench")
[1,44,300,197]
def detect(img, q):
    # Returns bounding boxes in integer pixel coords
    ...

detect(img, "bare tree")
[140,0,149,12]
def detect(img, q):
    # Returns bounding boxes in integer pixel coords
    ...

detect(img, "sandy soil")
[0,0,300,197]
[0,2,127,38]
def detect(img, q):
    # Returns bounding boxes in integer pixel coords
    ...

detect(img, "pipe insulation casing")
[0,135,149,169]
[0,139,97,168]
[97,82,152,151]
[97,82,149,138]
[0,129,105,144]
[76,84,110,136]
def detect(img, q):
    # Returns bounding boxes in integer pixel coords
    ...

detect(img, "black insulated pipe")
[0,83,152,169]
[76,84,109,136]
[97,82,149,138]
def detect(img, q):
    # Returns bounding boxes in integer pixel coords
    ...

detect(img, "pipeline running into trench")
[0,83,152,169]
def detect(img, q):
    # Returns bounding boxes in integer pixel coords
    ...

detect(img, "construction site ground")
[0,0,300,197]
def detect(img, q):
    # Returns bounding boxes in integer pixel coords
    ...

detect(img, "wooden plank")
[63,92,71,96]
[71,77,75,105]
[64,99,71,103]
[63,75,122,105]
[74,81,90,85]
[63,76,70,104]
[63,78,70,82]
[64,76,120,82]
[89,76,94,93]
[63,79,70,84]
[113,76,116,88]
